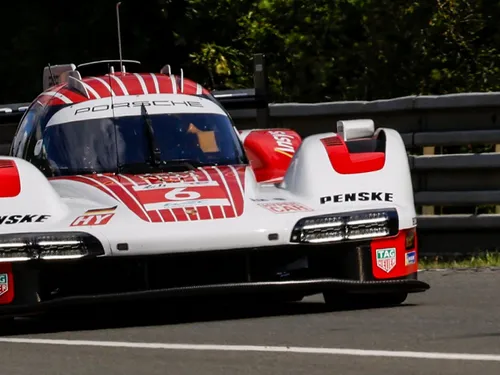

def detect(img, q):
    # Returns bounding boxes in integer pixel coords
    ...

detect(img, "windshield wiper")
[141,103,162,167]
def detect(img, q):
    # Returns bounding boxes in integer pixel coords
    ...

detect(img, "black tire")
[323,291,408,309]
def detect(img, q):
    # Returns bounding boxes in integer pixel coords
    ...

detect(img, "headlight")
[0,232,105,262]
[290,209,398,244]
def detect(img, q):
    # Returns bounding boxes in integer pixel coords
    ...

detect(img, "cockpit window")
[39,112,247,176]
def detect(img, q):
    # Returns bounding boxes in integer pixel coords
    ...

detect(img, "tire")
[323,291,408,309]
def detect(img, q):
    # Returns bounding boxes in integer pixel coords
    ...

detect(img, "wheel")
[323,291,408,309]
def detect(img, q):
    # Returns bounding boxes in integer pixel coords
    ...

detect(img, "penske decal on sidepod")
[0,214,51,224]
[320,192,394,204]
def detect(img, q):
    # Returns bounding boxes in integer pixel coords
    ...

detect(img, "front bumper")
[0,240,429,317]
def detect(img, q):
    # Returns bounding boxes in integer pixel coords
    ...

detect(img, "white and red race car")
[0,60,429,317]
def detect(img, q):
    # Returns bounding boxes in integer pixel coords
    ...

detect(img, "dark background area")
[1,0,500,104]
[0,0,190,102]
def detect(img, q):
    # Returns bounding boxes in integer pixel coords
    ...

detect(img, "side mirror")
[34,139,44,157]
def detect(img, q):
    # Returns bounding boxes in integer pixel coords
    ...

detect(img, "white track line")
[0,338,499,362]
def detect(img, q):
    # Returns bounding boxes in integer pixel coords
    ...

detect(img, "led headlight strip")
[290,209,398,244]
[0,232,105,262]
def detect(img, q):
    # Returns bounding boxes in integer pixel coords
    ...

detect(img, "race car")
[0,59,429,318]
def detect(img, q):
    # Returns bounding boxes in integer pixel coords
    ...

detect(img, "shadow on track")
[0,295,416,336]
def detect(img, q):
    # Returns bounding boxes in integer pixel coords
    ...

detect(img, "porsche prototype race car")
[0,59,429,317]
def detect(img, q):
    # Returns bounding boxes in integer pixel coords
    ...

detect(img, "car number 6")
[165,187,201,200]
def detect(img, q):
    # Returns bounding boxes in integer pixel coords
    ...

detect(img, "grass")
[418,251,500,269]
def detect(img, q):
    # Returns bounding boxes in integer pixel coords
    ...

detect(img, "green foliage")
[419,250,500,269]
[174,0,500,102]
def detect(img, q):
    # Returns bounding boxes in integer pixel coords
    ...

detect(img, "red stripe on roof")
[141,74,158,95]
[156,74,173,93]
[106,74,126,96]
[37,71,209,108]
[118,74,144,96]
[85,77,114,98]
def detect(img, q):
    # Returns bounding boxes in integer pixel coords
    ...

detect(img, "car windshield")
[41,112,247,176]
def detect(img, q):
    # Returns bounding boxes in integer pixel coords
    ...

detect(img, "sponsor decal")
[320,192,394,204]
[135,182,231,211]
[185,208,198,216]
[75,100,204,115]
[258,202,313,214]
[250,197,286,202]
[133,180,218,191]
[0,214,50,224]
[405,228,416,249]
[405,251,416,266]
[140,174,185,184]
[71,206,117,227]
[375,248,396,273]
[0,274,8,297]
[160,199,230,209]
[269,130,296,158]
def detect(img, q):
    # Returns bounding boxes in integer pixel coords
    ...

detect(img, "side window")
[10,102,44,158]
[24,104,68,177]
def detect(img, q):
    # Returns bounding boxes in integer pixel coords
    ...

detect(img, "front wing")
[0,240,429,317]
[0,278,427,317]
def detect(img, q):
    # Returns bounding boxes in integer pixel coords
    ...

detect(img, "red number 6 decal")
[164,187,201,201]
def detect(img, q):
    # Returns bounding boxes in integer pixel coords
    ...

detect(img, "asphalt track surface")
[0,269,499,374]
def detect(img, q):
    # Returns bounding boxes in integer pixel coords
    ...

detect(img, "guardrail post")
[422,146,436,215]
[253,53,269,129]
[495,144,500,214]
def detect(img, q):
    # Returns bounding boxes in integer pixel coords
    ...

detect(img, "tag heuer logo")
[0,273,8,297]
[376,248,396,273]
